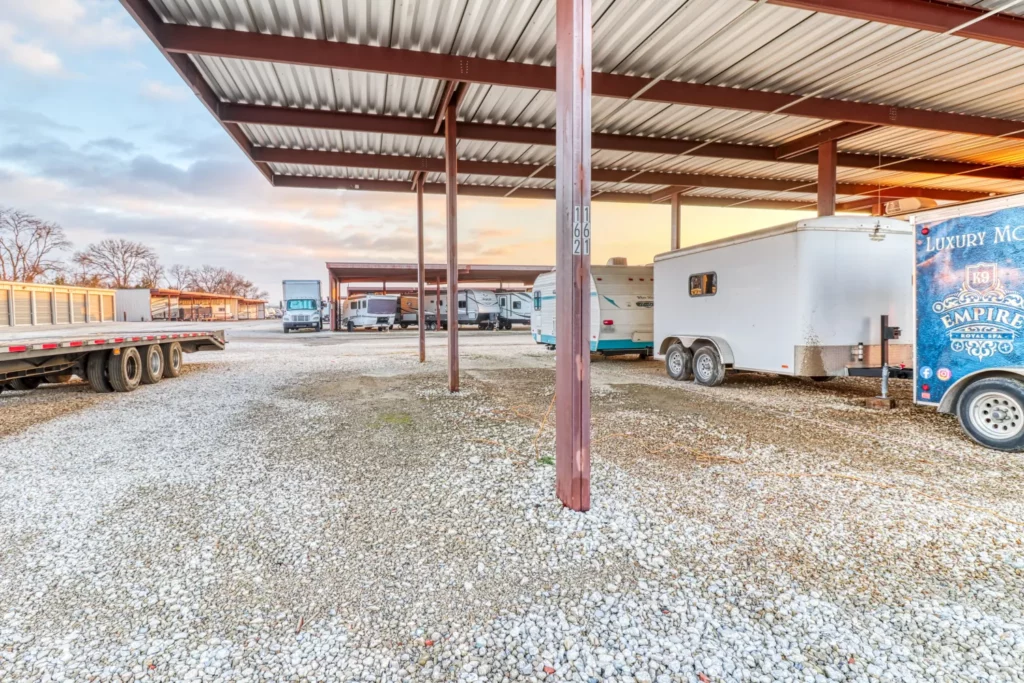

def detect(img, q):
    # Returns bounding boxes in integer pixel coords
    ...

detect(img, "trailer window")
[513,300,521,310]
[458,300,466,309]
[533,291,541,311]
[689,273,717,297]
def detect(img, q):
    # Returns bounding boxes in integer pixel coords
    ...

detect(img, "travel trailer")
[397,295,419,328]
[531,259,654,356]
[282,280,322,333]
[424,290,500,330]
[341,293,399,332]
[908,193,1024,451]
[497,291,532,329]
[654,216,914,386]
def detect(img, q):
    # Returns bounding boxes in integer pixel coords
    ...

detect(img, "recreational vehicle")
[424,290,500,330]
[654,216,914,386]
[341,293,399,332]
[531,260,654,356]
[908,193,1024,451]
[397,295,419,328]
[497,291,532,329]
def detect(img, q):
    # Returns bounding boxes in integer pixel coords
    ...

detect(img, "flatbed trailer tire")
[162,342,183,378]
[9,377,44,391]
[957,377,1024,451]
[108,347,143,393]
[87,351,114,393]
[141,344,164,385]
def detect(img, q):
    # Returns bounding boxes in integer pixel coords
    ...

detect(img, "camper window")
[533,292,541,311]
[689,273,717,297]
[458,300,466,309]
[513,300,521,310]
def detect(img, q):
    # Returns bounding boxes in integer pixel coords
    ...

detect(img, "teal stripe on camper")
[593,339,653,351]
[540,334,556,345]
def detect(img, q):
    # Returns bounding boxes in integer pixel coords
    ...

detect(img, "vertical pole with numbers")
[554,0,591,511]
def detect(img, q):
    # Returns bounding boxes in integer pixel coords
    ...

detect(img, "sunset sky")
[0,0,816,301]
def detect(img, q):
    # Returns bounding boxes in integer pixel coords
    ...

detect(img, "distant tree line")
[0,207,268,300]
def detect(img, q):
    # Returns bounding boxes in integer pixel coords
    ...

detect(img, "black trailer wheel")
[315,323,322,332]
[692,346,726,387]
[346,321,355,333]
[141,344,164,385]
[108,347,143,393]
[809,376,836,383]
[162,342,183,378]
[665,343,692,381]
[9,376,43,391]
[957,377,1024,451]
[401,323,409,329]
[86,351,113,393]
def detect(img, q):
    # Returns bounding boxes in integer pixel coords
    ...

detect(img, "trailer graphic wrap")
[915,209,1024,405]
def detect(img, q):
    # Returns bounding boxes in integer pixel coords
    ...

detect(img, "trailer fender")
[937,368,1024,414]
[658,336,735,366]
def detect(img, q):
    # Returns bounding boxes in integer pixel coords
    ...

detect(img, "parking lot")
[1,321,1022,682]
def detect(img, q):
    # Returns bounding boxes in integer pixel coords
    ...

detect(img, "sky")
[0,0,816,303]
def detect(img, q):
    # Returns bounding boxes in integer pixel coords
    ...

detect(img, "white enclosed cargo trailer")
[531,261,654,356]
[654,216,914,385]
[281,280,322,333]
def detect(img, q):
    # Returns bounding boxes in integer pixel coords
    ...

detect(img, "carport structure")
[123,0,1024,510]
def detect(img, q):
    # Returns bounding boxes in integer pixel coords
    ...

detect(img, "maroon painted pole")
[670,191,681,251]
[817,139,837,216]
[435,277,441,329]
[417,175,426,362]
[445,103,460,392]
[555,0,592,512]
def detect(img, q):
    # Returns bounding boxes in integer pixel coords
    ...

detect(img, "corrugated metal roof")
[138,0,1024,207]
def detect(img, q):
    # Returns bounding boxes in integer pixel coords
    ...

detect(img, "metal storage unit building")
[1,281,116,328]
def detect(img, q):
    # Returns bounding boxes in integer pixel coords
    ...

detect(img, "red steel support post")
[670,192,682,251]
[417,175,426,363]
[445,105,460,392]
[555,0,592,512]
[817,139,837,216]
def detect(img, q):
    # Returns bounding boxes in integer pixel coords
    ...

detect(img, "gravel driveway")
[1,321,1022,682]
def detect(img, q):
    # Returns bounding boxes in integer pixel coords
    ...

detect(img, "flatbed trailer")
[0,330,225,395]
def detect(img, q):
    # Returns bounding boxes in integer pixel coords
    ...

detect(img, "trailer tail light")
[921,227,930,235]
[603,319,614,326]
[7,345,27,353]
[922,384,930,392]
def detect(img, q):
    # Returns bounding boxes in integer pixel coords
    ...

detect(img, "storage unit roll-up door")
[35,291,53,325]
[72,293,86,322]
[88,294,100,322]
[0,289,8,326]
[14,291,31,325]
[55,293,70,324]
[101,295,114,321]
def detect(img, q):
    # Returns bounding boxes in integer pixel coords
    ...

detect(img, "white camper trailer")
[497,291,532,329]
[424,290,500,330]
[531,260,654,356]
[654,216,914,385]
[341,293,399,331]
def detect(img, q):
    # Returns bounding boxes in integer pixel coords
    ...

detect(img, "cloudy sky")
[0,0,814,302]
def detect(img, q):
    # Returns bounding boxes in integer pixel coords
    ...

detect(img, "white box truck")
[909,194,1024,450]
[281,280,322,333]
[654,216,913,384]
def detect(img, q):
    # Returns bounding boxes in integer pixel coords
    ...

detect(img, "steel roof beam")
[272,174,838,211]
[767,0,1024,50]
[221,104,1024,181]
[775,122,879,160]
[251,147,987,201]
[157,22,1024,141]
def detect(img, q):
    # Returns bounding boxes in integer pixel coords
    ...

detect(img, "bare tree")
[138,259,165,289]
[74,239,158,289]
[0,208,71,282]
[167,264,191,291]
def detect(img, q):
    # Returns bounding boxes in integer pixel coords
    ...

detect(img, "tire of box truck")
[108,347,143,393]
[9,377,44,391]
[162,342,183,378]
[87,351,114,393]
[692,346,726,387]
[665,343,692,381]
[141,344,164,385]
[957,377,1024,451]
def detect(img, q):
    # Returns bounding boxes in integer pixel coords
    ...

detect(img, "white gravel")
[1,321,1022,682]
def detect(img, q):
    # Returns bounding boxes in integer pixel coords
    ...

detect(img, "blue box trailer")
[910,195,1024,451]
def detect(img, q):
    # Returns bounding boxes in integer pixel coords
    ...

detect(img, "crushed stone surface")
[1,321,1022,682]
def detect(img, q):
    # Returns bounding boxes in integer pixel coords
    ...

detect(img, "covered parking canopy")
[122,0,1024,510]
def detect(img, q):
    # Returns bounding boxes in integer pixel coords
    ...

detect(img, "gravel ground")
[1,321,1022,682]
